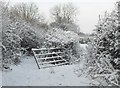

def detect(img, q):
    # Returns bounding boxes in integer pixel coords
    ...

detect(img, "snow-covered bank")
[2,55,94,86]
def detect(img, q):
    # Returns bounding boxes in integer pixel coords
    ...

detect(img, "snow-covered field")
[2,44,98,86]
[2,56,92,86]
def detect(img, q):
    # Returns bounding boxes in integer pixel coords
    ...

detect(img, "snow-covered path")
[2,44,96,86]
[2,56,92,86]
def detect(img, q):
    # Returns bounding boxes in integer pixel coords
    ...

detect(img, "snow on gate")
[32,47,69,69]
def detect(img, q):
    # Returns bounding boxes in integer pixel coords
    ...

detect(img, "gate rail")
[32,47,69,69]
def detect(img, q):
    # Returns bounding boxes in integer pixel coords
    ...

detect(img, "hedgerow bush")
[1,3,45,65]
[95,6,120,70]
[84,1,120,86]
[2,29,21,65]
[20,27,43,54]
[44,28,80,64]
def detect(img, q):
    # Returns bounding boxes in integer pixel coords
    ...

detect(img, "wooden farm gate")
[32,47,69,69]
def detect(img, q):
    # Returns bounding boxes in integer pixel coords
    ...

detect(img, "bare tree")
[50,3,78,24]
[9,3,44,23]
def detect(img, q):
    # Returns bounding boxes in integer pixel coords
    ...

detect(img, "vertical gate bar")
[32,49,40,69]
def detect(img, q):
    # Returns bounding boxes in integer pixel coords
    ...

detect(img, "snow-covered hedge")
[2,29,22,65]
[19,26,43,54]
[95,10,120,70]
[84,2,120,86]
[50,22,80,34]
[2,12,45,65]
[45,28,79,44]
[8,16,45,54]
[44,28,80,63]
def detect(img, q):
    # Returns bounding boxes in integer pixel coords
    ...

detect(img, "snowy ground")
[2,44,98,86]
[2,56,93,86]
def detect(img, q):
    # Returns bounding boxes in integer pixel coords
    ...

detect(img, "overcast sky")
[8,0,119,34]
